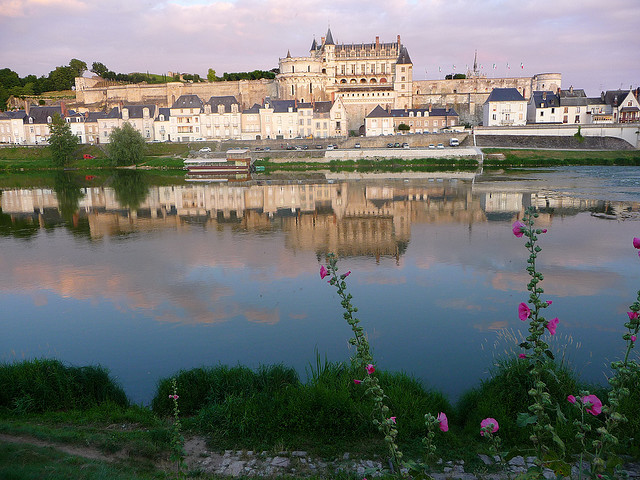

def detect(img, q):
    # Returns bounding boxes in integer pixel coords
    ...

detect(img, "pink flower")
[512,221,525,238]
[628,311,639,320]
[567,395,576,404]
[389,416,396,424]
[546,300,553,306]
[518,302,531,321]
[437,412,449,432]
[344,271,351,277]
[541,229,548,233]
[582,394,602,416]
[320,265,328,279]
[353,379,362,384]
[632,335,637,342]
[169,394,179,400]
[366,364,375,375]
[518,353,527,359]
[634,237,640,249]
[480,418,499,436]
[546,317,559,335]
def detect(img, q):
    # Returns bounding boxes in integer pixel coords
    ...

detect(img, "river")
[1,166,639,404]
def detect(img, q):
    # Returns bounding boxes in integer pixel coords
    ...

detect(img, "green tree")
[91,62,109,77]
[207,68,217,82]
[48,114,79,167]
[398,123,410,132]
[107,122,147,166]
[69,59,87,77]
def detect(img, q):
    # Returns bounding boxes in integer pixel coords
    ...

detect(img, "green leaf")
[517,412,538,427]
[544,349,555,360]
[551,431,566,453]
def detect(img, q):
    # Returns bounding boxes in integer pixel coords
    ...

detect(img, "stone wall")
[475,135,634,150]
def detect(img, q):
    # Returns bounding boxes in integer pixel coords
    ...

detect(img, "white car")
[436,143,445,149]
[449,138,460,147]
[199,147,212,153]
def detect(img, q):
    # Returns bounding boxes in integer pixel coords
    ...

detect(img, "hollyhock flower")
[366,364,375,375]
[518,353,527,359]
[480,418,499,436]
[353,379,362,384]
[343,271,351,278]
[634,237,640,249]
[320,265,328,279]
[546,317,559,335]
[632,335,637,342]
[389,416,396,424]
[437,412,449,432]
[518,302,531,321]
[546,300,553,306]
[582,394,602,416]
[512,221,525,238]
[541,229,548,233]
[567,395,576,404]
[628,311,639,320]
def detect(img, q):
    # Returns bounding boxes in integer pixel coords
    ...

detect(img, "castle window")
[307,66,310,72]
[292,66,295,73]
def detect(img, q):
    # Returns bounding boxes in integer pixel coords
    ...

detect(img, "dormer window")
[47,116,52,123]
[159,115,165,121]
[29,117,33,124]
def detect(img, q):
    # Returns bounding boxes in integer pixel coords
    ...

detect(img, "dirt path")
[0,433,116,463]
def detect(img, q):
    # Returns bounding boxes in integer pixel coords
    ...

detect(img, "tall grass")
[0,359,128,413]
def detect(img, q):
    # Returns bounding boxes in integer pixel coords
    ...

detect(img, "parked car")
[327,145,335,150]
[199,147,212,153]
[428,144,436,149]
[402,143,410,149]
[194,137,205,141]
[354,143,361,148]
[387,143,394,148]
[255,147,263,151]
[449,138,460,147]
[316,144,323,149]
[437,143,445,149]
[394,142,401,148]
[83,154,96,159]
[264,147,271,151]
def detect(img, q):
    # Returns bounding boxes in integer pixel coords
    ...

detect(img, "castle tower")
[394,44,413,109]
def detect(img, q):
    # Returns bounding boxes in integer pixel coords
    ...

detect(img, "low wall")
[475,135,633,150]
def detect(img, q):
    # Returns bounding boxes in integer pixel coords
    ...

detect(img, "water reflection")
[2,167,640,403]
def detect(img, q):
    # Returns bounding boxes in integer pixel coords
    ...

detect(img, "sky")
[1,0,639,96]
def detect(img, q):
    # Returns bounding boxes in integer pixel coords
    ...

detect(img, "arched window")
[380,78,387,83]
[370,78,377,83]
[360,78,367,83]
[47,116,52,123]
[350,79,357,84]
[340,79,347,84]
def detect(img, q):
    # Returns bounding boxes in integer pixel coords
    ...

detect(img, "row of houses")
[0,94,350,145]
[483,87,640,127]
[364,104,460,136]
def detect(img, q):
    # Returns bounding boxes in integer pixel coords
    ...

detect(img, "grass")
[482,148,640,168]
[0,359,128,413]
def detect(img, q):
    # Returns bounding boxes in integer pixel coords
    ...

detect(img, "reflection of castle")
[3,181,638,258]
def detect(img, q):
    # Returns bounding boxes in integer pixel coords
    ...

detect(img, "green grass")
[482,148,640,167]
[0,359,128,413]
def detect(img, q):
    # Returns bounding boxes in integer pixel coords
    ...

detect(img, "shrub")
[0,359,128,413]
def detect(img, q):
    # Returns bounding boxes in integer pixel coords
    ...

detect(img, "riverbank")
[1,143,640,172]
[1,358,639,479]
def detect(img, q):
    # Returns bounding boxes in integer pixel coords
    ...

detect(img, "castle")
[72,28,561,128]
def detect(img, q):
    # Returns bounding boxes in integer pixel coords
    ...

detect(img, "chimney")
[25,103,30,116]
[542,91,547,100]
[321,36,325,45]
[428,104,432,112]
[61,100,67,117]
[376,36,380,48]
[397,35,401,46]
[84,111,88,118]
[569,85,573,93]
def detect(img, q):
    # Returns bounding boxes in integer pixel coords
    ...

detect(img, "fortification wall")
[76,79,277,111]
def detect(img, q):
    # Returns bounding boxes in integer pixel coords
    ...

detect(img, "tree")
[398,123,410,132]
[207,68,217,82]
[91,62,109,77]
[107,122,147,166]
[48,114,79,167]
[69,59,87,77]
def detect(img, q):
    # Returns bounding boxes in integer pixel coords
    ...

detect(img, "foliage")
[0,359,128,413]
[53,171,85,219]
[207,68,217,82]
[107,122,146,166]
[48,113,79,167]
[397,123,410,132]
[110,170,148,210]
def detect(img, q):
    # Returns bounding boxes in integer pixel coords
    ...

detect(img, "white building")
[483,88,527,126]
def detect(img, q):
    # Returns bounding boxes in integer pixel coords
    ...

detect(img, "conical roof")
[396,46,412,65]
[325,27,335,45]
[310,38,317,51]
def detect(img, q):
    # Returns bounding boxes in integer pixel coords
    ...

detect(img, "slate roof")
[561,97,604,107]
[207,96,239,112]
[396,46,412,65]
[531,91,560,108]
[243,103,261,114]
[366,105,390,118]
[485,88,525,103]
[324,28,335,46]
[122,105,157,118]
[171,94,204,109]
[603,90,636,107]
[106,107,121,119]
[156,108,171,120]
[310,38,317,51]
[313,101,333,114]
[390,107,458,117]
[558,88,586,98]
[23,106,71,124]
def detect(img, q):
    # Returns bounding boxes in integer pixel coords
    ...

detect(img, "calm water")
[1,166,640,404]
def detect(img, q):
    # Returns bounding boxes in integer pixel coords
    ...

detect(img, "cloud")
[1,0,637,93]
